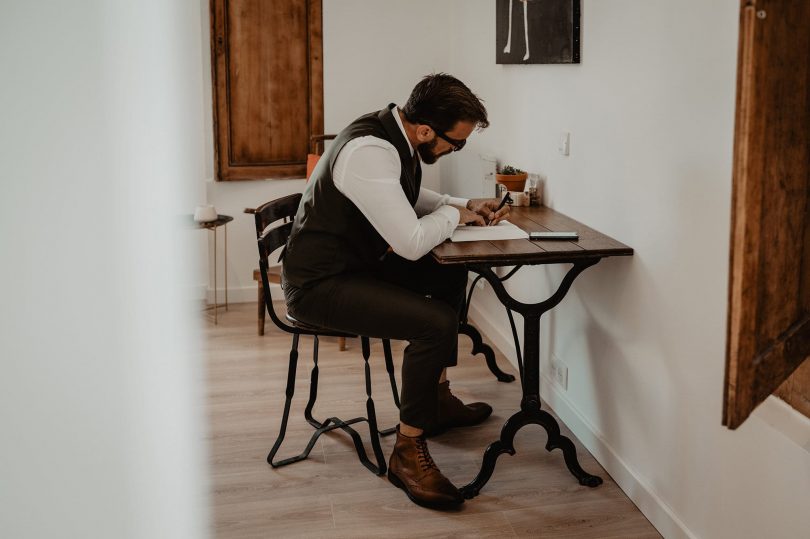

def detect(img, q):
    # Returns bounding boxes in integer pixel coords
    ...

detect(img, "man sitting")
[282,73,509,508]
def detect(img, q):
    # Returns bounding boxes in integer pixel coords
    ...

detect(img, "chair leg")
[304,336,322,429]
[266,334,387,475]
[362,337,387,474]
[377,339,400,437]
[267,333,300,467]
[382,339,400,409]
[257,281,265,336]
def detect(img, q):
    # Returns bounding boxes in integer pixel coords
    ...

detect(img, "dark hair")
[401,73,489,133]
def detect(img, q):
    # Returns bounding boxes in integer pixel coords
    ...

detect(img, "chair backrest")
[309,134,336,156]
[246,135,334,332]
[255,193,303,334]
[306,134,336,180]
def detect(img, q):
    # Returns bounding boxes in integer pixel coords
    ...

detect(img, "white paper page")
[450,220,529,242]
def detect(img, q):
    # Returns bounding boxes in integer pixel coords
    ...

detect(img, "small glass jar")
[527,177,539,206]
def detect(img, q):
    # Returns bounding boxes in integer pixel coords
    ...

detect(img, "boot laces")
[415,437,438,471]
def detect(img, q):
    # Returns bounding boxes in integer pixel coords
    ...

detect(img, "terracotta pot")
[496,172,528,192]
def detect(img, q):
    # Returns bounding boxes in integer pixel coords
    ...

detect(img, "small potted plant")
[495,165,528,192]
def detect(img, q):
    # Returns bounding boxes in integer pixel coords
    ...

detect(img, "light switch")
[558,132,570,156]
[479,154,498,197]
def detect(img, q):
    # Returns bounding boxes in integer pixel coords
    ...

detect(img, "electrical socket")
[551,355,568,390]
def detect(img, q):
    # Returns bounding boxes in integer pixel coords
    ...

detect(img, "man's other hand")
[466,198,511,225]
[452,205,486,226]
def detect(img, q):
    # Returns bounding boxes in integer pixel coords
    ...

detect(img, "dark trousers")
[284,254,467,430]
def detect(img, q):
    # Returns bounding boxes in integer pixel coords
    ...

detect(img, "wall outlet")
[551,355,568,390]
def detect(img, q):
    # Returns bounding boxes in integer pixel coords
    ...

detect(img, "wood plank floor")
[205,303,660,538]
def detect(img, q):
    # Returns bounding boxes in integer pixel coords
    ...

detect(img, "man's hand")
[451,205,486,226]
[466,198,511,225]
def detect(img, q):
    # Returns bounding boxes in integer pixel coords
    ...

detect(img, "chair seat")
[285,313,357,339]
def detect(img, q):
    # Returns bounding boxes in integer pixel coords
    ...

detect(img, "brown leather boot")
[426,381,493,437]
[387,427,464,508]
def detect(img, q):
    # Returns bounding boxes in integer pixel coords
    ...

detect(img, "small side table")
[193,214,233,324]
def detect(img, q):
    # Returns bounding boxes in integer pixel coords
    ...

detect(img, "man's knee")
[418,302,459,345]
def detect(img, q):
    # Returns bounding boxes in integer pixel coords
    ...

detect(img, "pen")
[489,192,513,225]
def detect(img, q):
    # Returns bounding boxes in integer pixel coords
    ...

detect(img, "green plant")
[500,165,524,175]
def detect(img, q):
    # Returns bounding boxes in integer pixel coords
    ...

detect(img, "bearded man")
[282,73,509,508]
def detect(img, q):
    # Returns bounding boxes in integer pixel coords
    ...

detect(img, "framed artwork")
[496,0,581,64]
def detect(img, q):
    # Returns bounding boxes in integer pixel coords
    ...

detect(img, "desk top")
[431,206,633,266]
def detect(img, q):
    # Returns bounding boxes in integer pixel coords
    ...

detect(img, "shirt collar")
[391,106,415,156]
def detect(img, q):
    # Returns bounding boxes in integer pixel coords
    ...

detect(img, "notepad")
[450,220,529,242]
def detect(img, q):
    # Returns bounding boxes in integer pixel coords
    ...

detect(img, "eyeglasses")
[422,122,467,152]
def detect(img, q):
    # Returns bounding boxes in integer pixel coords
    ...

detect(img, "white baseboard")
[467,300,697,539]
[753,395,810,453]
[198,283,282,305]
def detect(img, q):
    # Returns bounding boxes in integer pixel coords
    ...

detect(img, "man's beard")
[416,138,450,165]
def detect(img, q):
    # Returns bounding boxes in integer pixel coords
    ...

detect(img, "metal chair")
[254,193,401,475]
[246,135,341,345]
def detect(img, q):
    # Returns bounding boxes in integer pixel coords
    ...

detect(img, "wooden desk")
[432,205,633,498]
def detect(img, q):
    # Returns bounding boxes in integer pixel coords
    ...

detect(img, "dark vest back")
[282,104,422,289]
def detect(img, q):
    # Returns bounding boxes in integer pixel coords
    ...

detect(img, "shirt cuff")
[448,196,469,209]
[434,205,460,230]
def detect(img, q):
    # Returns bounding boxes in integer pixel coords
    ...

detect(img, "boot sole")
[387,469,464,509]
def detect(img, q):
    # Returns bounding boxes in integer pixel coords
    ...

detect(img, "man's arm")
[334,137,474,261]
[414,188,469,217]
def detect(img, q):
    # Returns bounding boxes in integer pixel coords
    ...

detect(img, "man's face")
[417,120,476,164]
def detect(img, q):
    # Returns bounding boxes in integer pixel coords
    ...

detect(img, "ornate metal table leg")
[459,397,602,498]
[459,322,515,382]
[460,259,603,498]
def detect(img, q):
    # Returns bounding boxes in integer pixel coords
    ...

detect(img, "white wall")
[1,1,208,538]
[198,0,450,303]
[442,1,810,538]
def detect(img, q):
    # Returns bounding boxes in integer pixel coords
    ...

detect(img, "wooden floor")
[205,303,660,538]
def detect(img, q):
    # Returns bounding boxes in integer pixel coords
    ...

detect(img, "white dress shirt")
[332,107,469,261]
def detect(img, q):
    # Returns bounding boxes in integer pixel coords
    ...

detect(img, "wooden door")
[211,0,323,180]
[724,0,810,429]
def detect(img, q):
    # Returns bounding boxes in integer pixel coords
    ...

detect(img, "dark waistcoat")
[282,104,422,289]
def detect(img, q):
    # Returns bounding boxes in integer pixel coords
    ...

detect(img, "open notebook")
[450,220,529,242]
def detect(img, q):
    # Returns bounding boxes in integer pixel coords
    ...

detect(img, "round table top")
[191,214,233,229]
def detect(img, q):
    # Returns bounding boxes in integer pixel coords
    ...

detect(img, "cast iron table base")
[459,258,604,499]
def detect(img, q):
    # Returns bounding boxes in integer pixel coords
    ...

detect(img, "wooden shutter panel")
[211,0,323,180]
[724,0,810,429]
